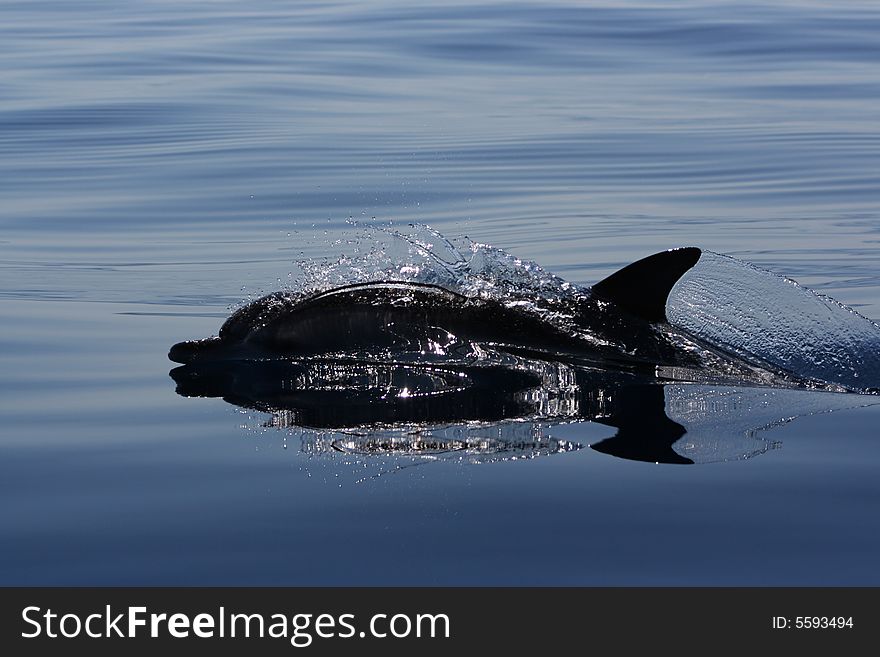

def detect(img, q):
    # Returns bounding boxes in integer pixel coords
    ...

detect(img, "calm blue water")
[2,0,879,585]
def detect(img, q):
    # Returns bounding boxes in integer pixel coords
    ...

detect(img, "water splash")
[668,251,880,391]
[292,220,583,306]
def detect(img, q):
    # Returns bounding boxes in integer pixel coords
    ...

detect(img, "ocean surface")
[2,0,879,585]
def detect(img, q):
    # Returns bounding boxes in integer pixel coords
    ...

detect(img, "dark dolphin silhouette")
[169,247,768,380]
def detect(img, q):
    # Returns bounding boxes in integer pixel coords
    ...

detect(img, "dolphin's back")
[169,249,707,367]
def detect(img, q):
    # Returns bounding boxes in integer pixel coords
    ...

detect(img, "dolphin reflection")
[169,357,867,465]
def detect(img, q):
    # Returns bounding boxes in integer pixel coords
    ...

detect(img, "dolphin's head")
[168,336,227,364]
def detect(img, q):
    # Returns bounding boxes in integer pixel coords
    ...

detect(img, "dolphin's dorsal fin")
[591,247,701,323]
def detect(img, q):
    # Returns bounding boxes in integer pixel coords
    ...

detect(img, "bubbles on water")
[241,416,582,485]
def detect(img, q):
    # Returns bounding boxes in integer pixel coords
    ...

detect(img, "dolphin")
[169,247,783,384]
[168,245,880,464]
